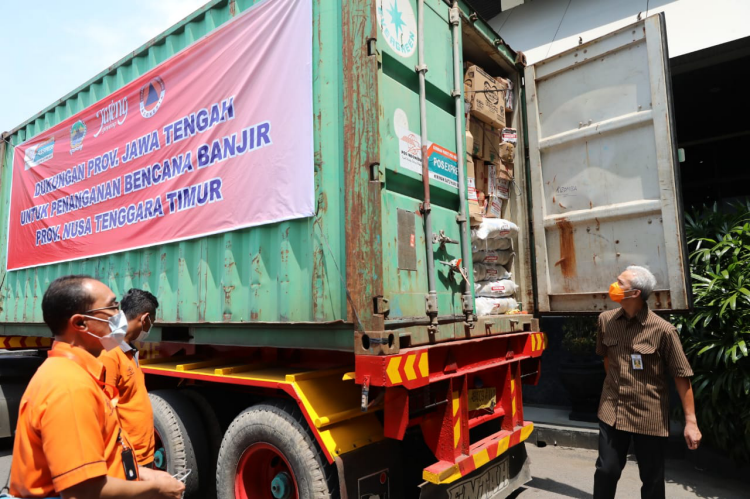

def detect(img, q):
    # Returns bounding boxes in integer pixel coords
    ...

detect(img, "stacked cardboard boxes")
[464,63,519,316]
[464,62,515,228]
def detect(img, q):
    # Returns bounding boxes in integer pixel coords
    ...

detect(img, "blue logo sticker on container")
[376,0,417,58]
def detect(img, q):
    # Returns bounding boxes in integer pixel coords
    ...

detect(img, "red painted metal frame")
[356,331,546,481]
[141,331,547,478]
[355,332,545,388]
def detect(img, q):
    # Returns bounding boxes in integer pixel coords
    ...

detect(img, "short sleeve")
[595,314,606,357]
[40,383,108,491]
[661,327,694,378]
[100,350,120,389]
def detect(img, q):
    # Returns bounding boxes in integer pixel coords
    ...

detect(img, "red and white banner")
[7,0,313,271]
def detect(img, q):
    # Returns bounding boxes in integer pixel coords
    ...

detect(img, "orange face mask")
[609,282,631,303]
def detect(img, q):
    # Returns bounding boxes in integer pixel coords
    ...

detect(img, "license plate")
[468,388,496,412]
[446,458,509,499]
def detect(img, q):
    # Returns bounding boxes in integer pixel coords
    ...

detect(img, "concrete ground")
[0,437,744,497]
[0,443,10,491]
[510,443,746,499]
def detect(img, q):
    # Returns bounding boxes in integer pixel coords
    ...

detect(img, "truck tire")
[150,390,210,498]
[216,400,338,499]
[184,389,223,499]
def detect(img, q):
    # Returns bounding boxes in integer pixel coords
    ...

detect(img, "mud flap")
[419,444,531,499]
[335,439,405,499]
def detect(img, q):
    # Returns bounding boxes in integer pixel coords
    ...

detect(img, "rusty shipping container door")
[525,14,691,313]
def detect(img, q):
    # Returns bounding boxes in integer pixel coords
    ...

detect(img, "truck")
[0,0,690,497]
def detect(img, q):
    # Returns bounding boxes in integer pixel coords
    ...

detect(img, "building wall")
[488,0,750,63]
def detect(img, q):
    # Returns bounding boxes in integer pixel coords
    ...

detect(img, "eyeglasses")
[84,301,120,314]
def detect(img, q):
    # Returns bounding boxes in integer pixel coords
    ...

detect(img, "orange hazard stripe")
[0,336,52,349]
[530,332,548,355]
[385,351,429,386]
[423,421,534,485]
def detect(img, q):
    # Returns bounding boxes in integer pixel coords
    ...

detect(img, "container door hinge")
[374,296,390,316]
[370,163,384,183]
[367,38,382,64]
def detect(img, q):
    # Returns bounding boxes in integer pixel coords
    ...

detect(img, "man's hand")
[675,377,701,450]
[138,466,157,481]
[151,471,185,499]
[684,419,702,450]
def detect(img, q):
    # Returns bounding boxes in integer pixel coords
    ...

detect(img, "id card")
[631,354,644,370]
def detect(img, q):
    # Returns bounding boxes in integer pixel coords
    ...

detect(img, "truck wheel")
[150,390,210,498]
[216,400,338,499]
[184,389,223,499]
[184,388,223,459]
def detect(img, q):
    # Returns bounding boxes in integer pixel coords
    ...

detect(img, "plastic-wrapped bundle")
[475,279,517,298]
[471,237,513,252]
[473,263,511,282]
[473,249,513,266]
[476,297,518,316]
[472,219,519,241]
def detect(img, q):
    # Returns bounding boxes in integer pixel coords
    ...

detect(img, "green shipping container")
[0,0,691,352]
[0,0,527,352]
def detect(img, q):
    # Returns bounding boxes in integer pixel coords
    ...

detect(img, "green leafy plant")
[674,201,750,462]
[562,316,598,357]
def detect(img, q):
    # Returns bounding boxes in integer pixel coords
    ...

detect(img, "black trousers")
[594,420,668,499]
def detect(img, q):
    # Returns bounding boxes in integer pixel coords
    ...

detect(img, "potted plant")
[558,316,606,422]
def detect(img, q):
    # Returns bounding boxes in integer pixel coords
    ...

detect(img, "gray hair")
[626,265,657,301]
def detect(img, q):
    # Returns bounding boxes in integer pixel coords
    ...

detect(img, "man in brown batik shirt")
[594,266,701,499]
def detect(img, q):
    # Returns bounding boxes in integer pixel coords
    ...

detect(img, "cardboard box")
[468,156,486,225]
[496,77,514,112]
[498,142,515,164]
[486,162,498,198]
[469,195,484,222]
[495,160,514,181]
[482,123,501,163]
[485,196,503,218]
[471,191,486,226]
[502,127,517,144]
[470,210,484,227]
[468,116,484,158]
[495,179,511,200]
[467,155,477,201]
[464,65,506,129]
[475,159,488,195]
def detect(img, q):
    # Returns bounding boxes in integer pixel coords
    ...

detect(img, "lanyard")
[48,349,120,406]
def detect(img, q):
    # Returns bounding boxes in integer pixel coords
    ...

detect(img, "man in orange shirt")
[100,289,159,468]
[9,275,184,499]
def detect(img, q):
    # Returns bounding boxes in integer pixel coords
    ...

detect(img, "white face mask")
[135,315,152,343]
[84,310,129,351]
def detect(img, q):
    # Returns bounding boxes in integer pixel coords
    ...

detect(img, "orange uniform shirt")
[10,341,127,497]
[100,345,155,465]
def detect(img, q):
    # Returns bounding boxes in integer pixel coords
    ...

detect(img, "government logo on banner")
[140,76,166,119]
